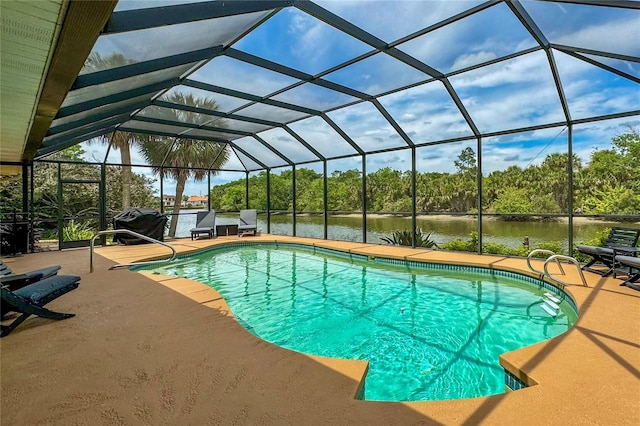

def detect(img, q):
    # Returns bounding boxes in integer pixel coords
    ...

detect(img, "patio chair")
[615,255,640,291]
[1,274,80,337]
[190,210,216,240]
[0,259,61,290]
[238,209,257,236]
[576,227,640,276]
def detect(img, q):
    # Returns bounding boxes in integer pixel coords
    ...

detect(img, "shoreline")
[303,213,640,225]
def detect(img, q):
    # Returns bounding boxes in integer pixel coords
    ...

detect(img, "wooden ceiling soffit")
[23,0,118,161]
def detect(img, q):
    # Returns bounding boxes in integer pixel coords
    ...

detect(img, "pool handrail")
[527,249,565,275]
[90,229,176,273]
[527,249,588,287]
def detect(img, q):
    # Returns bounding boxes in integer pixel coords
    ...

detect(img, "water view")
[172,211,632,252]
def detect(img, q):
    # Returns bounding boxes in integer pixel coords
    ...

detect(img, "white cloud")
[450,51,551,89]
[257,128,320,163]
[550,17,640,57]
[288,116,359,158]
[315,0,484,43]
[191,57,297,98]
[451,51,498,71]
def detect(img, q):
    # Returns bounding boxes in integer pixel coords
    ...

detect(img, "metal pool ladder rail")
[527,249,588,287]
[90,229,177,273]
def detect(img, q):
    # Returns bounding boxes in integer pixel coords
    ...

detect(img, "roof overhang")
[0,0,116,175]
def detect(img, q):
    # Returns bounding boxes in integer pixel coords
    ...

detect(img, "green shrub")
[533,241,563,256]
[62,220,95,241]
[483,242,528,256]
[441,231,478,252]
[381,229,439,248]
[441,231,565,258]
[573,227,612,262]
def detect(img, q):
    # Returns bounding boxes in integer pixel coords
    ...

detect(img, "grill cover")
[112,208,167,245]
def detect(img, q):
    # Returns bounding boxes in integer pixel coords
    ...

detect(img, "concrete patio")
[1,235,639,425]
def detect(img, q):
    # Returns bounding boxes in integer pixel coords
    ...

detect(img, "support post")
[207,171,211,211]
[411,147,417,248]
[159,167,164,214]
[362,154,367,243]
[57,163,62,251]
[476,137,483,254]
[323,160,328,240]
[567,124,574,256]
[21,163,28,213]
[29,162,34,253]
[245,171,249,209]
[100,164,107,246]
[292,165,297,237]
[21,163,29,252]
[266,169,271,234]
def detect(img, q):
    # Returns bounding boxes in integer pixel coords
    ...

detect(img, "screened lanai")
[1,0,639,254]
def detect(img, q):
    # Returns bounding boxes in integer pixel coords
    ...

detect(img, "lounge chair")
[1,274,80,337]
[576,227,640,276]
[190,210,216,240]
[238,209,257,236]
[0,259,61,290]
[615,255,640,291]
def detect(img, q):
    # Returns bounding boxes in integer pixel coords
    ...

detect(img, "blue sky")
[76,0,640,197]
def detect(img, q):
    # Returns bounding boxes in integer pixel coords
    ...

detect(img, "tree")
[139,92,229,237]
[83,52,140,211]
[454,147,477,174]
[536,153,581,213]
[96,131,141,210]
[577,127,640,214]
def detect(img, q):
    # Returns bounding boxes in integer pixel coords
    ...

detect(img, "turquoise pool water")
[142,245,577,402]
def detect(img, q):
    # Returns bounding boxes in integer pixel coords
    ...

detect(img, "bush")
[534,241,563,255]
[573,227,612,262]
[441,231,478,252]
[442,231,564,257]
[62,220,95,241]
[482,242,528,257]
[381,229,439,248]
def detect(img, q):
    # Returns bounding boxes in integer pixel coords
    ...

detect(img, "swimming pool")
[141,244,577,402]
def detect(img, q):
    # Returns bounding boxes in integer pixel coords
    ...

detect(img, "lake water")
[172,210,631,251]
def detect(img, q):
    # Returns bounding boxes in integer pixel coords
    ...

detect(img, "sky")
[73,0,640,197]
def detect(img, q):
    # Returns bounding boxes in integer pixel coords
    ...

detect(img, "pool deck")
[1,234,639,425]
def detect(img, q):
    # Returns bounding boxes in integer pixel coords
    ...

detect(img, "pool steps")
[540,304,557,317]
[544,292,560,303]
[543,298,560,310]
[540,292,560,317]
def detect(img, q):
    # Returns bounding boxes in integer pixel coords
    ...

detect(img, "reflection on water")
[170,210,628,250]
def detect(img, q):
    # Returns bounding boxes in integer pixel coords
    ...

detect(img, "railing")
[527,249,588,287]
[89,229,176,273]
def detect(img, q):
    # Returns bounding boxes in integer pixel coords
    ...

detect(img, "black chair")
[576,227,640,276]
[238,209,257,236]
[1,274,80,337]
[0,259,61,290]
[189,210,216,240]
[615,255,640,291]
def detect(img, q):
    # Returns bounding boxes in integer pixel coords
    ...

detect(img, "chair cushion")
[576,245,613,256]
[616,255,640,268]
[14,275,80,303]
[25,265,61,281]
[190,227,212,233]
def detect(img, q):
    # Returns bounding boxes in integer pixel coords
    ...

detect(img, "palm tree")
[84,52,139,210]
[139,92,229,237]
[96,130,140,210]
